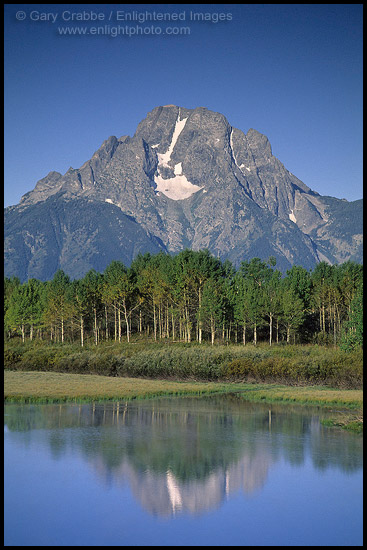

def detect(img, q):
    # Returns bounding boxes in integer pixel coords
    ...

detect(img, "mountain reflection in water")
[4,395,363,518]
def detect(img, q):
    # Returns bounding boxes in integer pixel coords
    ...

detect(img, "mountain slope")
[4,193,165,281]
[4,105,362,281]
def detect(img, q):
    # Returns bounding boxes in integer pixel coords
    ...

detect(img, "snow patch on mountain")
[157,113,188,168]
[230,129,239,168]
[154,173,203,200]
[174,162,183,175]
[154,111,203,200]
[230,130,252,174]
[289,209,297,223]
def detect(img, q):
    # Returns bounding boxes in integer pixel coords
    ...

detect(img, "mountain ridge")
[4,105,363,281]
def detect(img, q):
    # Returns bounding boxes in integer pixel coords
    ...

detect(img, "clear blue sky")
[4,3,363,207]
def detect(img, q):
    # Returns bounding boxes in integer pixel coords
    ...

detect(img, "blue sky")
[4,4,363,207]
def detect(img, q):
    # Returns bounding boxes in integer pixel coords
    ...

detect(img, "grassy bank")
[4,370,234,403]
[4,370,363,433]
[4,339,363,389]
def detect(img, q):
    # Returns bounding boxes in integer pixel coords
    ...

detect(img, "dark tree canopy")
[4,250,363,349]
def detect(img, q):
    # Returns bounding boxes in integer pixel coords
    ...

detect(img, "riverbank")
[4,340,363,388]
[4,370,363,433]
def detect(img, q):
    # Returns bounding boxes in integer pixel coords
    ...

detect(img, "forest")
[4,249,363,351]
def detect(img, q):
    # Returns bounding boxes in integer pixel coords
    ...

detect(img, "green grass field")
[4,370,363,432]
[4,370,233,402]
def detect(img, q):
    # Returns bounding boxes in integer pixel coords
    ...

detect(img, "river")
[4,395,363,546]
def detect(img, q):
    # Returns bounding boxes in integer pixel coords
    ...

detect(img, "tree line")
[4,250,363,349]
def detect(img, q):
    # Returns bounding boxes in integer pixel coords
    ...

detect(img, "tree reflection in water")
[4,395,363,517]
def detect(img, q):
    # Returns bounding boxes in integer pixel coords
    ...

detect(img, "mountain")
[4,105,363,281]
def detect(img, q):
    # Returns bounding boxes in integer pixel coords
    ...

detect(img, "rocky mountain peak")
[246,128,272,158]
[5,105,363,281]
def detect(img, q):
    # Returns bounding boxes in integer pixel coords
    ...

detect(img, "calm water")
[4,395,363,546]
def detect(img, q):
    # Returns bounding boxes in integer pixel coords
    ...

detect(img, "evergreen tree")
[233,272,252,345]
[82,269,103,345]
[340,281,363,350]
[201,277,225,345]
[44,270,72,343]
[239,258,269,345]
[23,278,45,340]
[3,254,363,349]
[263,269,282,346]
[69,279,89,346]
[280,287,305,344]
[4,277,21,338]
[5,283,28,342]
[103,261,128,342]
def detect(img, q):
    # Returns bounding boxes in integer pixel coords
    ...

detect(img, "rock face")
[4,105,363,281]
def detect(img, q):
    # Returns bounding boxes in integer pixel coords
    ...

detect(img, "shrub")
[121,347,233,381]
[222,358,253,379]
[4,349,23,369]
[3,341,362,388]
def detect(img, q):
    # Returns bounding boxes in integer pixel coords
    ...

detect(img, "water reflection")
[4,395,363,517]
